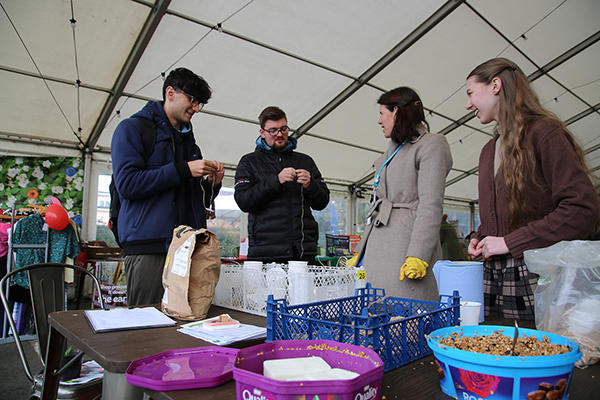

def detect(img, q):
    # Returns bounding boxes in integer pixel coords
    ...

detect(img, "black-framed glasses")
[262,126,290,135]
[175,88,204,110]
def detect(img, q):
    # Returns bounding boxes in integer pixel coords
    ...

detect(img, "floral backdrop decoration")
[0,156,84,225]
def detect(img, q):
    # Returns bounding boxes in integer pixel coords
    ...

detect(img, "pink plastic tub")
[233,339,384,400]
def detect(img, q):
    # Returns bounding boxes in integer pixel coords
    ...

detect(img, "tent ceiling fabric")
[0,0,599,202]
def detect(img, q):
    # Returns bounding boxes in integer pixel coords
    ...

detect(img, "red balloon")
[45,203,69,230]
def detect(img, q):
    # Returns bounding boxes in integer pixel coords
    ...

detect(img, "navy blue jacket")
[111,101,219,255]
[234,137,329,261]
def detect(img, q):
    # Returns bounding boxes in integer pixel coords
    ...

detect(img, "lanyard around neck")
[373,141,405,188]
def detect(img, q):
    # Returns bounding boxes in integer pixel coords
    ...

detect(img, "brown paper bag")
[161,225,221,320]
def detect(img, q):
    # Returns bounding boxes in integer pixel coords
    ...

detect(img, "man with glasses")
[234,106,329,263]
[111,67,224,305]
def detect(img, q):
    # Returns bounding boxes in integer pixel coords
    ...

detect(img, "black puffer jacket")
[234,138,330,261]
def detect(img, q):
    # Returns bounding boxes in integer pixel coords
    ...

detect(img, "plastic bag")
[524,240,600,368]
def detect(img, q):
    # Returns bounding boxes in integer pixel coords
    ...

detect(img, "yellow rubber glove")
[345,253,359,267]
[399,257,429,281]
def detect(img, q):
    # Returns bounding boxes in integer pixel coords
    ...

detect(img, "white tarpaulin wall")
[1,0,599,203]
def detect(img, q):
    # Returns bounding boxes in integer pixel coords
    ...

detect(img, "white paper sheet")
[84,307,176,333]
[177,314,266,345]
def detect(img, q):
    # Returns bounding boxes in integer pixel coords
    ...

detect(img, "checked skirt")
[483,255,538,320]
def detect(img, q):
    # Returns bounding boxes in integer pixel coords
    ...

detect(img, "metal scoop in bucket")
[511,320,519,355]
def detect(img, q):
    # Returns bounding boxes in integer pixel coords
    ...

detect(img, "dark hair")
[162,67,212,103]
[258,106,287,128]
[377,87,428,144]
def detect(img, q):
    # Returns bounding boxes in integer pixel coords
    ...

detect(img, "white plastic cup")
[288,261,310,305]
[243,261,264,310]
[266,266,287,300]
[288,260,308,273]
[243,261,263,270]
[460,301,481,326]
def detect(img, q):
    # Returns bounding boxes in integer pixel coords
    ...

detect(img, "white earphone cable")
[300,186,305,259]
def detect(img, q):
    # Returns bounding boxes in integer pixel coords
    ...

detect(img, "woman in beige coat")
[356,87,452,302]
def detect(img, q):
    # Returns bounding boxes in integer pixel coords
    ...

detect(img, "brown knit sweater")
[475,118,599,258]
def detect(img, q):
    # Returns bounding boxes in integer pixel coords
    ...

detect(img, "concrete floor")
[0,336,41,400]
[0,287,92,399]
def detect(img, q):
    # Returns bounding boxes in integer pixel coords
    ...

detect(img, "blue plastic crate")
[266,283,460,372]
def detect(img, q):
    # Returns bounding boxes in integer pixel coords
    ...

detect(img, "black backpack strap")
[132,115,157,160]
[108,178,121,246]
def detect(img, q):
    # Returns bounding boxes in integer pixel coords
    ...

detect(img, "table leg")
[102,370,143,400]
[41,324,66,400]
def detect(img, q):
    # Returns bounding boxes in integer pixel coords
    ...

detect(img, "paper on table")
[178,314,266,345]
[179,324,265,344]
[84,307,176,333]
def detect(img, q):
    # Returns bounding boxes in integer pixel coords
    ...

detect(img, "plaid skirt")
[483,255,539,320]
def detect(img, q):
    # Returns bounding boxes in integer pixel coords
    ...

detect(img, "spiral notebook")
[84,307,176,333]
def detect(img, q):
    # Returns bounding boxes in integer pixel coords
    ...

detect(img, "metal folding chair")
[0,263,105,399]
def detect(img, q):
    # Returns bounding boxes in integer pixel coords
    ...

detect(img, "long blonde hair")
[467,58,589,225]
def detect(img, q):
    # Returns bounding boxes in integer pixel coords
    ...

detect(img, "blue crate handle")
[438,290,461,326]
[438,290,461,305]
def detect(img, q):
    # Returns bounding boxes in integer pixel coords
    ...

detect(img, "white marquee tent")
[1,0,599,238]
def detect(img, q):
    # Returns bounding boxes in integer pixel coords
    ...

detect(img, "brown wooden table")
[42,308,599,400]
[41,305,266,399]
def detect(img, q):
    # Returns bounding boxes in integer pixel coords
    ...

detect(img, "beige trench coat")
[356,128,452,302]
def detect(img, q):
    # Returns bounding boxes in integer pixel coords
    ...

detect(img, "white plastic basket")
[213,263,358,316]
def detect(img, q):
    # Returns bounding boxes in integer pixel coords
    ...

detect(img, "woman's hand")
[475,236,509,259]
[468,238,483,261]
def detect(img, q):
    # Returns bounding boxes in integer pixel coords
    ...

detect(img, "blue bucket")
[427,325,581,400]
[433,260,484,323]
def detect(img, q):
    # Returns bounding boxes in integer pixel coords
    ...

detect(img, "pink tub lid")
[126,346,238,391]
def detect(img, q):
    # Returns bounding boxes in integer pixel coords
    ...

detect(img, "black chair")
[0,263,105,399]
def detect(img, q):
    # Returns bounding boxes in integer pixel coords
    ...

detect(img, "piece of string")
[299,185,305,259]
[199,175,215,217]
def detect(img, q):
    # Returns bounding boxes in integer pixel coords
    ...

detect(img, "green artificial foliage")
[0,156,83,226]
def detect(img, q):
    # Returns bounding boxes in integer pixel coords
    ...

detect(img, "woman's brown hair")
[467,57,590,225]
